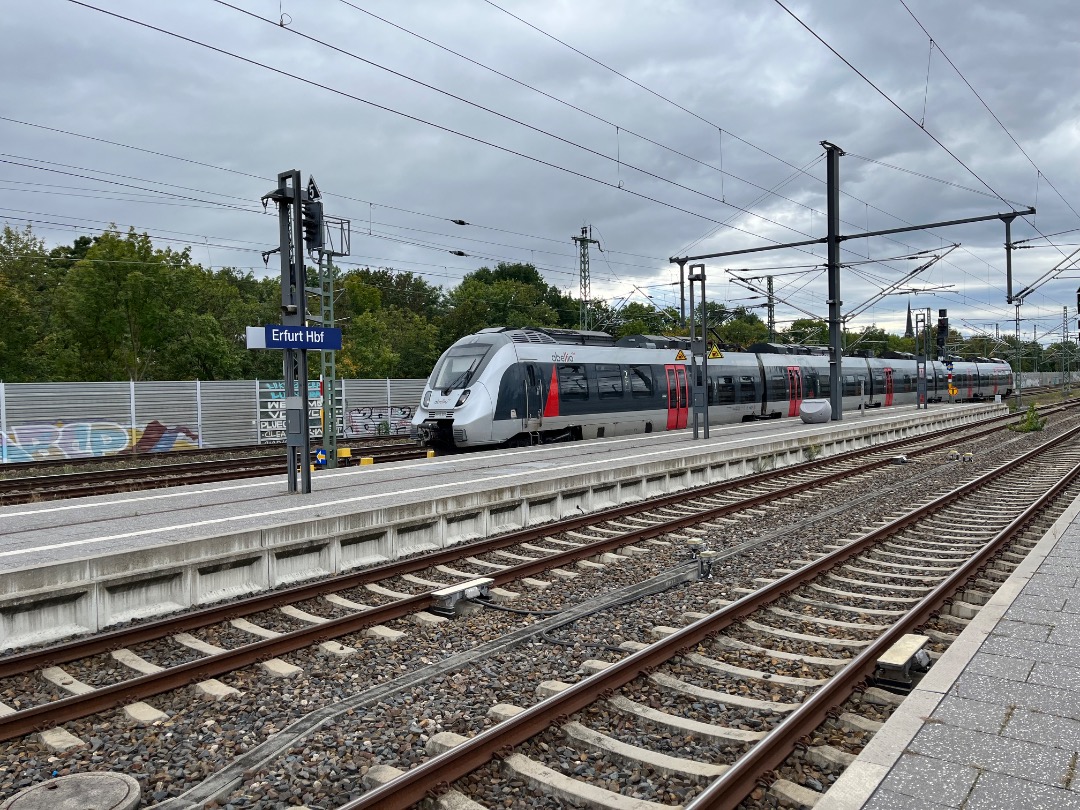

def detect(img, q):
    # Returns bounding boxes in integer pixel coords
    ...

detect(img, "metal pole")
[129,379,137,454]
[1015,303,1022,409]
[196,379,204,449]
[701,272,709,439]
[823,141,844,421]
[1004,214,1017,305]
[320,250,338,469]
[572,226,597,331]
[0,382,7,464]
[688,275,699,439]
[677,259,687,328]
[766,275,775,341]
[291,176,312,495]
[915,311,927,409]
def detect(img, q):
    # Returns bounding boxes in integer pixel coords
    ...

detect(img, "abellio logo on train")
[552,351,576,363]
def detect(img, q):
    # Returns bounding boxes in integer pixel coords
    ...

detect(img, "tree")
[783,318,828,346]
[718,308,769,349]
[607,302,673,338]
[442,263,565,343]
[0,225,53,380]
[54,228,181,380]
[337,267,443,320]
[339,306,441,378]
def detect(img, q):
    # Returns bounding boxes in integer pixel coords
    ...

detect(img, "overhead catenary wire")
[23,3,1071,330]
[770,0,1011,209]
[208,0,827,249]
[897,0,1080,226]
[64,0,829,257]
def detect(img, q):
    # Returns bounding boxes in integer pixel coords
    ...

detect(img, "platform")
[0,403,1001,649]
[819,474,1080,808]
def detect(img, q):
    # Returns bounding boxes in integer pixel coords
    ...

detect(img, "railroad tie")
[373,741,486,810]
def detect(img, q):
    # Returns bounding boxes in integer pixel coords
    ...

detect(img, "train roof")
[476,326,615,346]
[615,334,691,349]
[747,342,829,356]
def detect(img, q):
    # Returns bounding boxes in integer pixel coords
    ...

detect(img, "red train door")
[786,365,802,417]
[884,367,894,406]
[675,365,689,429]
[665,364,689,430]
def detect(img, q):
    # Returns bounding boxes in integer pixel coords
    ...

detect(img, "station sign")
[246,325,342,350]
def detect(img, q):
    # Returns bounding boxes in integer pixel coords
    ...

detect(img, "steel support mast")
[572,226,599,330]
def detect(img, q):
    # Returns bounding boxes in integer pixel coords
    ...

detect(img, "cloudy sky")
[4,0,1079,348]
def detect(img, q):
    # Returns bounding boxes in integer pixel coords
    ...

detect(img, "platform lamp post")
[687,264,709,439]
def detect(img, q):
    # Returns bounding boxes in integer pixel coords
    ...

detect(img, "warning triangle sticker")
[708,346,723,359]
[674,350,687,361]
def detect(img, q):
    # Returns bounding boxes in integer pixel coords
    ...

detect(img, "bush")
[1009,404,1045,433]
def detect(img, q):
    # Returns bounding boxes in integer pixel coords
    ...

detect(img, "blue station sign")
[246,325,342,350]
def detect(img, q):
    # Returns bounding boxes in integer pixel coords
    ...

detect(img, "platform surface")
[819,488,1080,809]
[0,403,993,573]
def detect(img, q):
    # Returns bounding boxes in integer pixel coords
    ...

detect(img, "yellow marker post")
[360,457,374,466]
[426,450,435,458]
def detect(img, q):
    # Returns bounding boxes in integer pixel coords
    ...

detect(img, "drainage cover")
[2,772,141,810]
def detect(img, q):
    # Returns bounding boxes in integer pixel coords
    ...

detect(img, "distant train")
[411,327,1013,450]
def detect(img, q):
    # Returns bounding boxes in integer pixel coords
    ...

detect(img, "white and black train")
[411,327,1013,450]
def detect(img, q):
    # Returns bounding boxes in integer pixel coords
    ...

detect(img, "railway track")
[0,406,1075,805]
[345,419,1080,809]
[0,440,425,504]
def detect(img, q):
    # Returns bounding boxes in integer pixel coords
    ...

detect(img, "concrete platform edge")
[815,483,1080,810]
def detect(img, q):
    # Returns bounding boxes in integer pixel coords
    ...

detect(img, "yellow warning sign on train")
[675,350,687,360]
[708,346,723,359]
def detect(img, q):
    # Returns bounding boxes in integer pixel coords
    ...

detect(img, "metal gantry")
[670,139,1033,422]
[572,226,598,330]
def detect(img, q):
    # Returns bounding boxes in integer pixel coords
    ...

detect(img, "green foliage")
[339,306,441,379]
[1009,404,1046,433]
[783,318,828,346]
[442,262,568,344]
[0,224,1046,384]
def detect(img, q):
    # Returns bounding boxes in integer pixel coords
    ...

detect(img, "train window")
[629,365,654,398]
[738,375,757,404]
[558,364,589,401]
[713,375,735,405]
[596,363,624,399]
[430,344,492,391]
[842,375,857,396]
[768,375,786,402]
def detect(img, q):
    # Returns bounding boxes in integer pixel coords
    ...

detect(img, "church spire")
[904,301,914,339]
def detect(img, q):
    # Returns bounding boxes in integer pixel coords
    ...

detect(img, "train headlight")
[455,389,471,407]
[422,390,431,408]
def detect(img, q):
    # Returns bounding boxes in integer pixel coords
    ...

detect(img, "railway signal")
[302,198,324,253]
[936,309,948,359]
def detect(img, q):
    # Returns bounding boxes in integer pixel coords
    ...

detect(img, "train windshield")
[430,344,493,392]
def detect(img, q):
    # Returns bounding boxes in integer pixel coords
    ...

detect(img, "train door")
[675,365,689,429]
[664,364,689,430]
[884,367,894,406]
[522,363,544,433]
[786,365,802,417]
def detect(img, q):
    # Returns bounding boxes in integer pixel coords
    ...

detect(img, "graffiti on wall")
[2,420,199,463]
[257,380,344,442]
[345,405,414,437]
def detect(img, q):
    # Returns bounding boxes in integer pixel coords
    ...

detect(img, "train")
[411,326,1013,450]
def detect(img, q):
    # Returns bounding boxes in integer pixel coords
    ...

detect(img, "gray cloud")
[2,0,1077,345]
